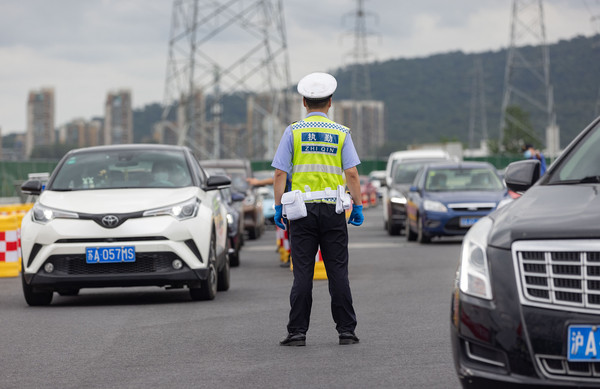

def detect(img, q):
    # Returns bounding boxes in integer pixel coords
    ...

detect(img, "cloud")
[0,0,593,134]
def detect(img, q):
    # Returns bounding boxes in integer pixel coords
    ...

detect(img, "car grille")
[43,252,182,275]
[448,202,495,212]
[513,240,600,313]
[536,354,600,382]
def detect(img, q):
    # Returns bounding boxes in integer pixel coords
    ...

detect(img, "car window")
[50,149,193,190]
[548,123,600,183]
[424,168,503,191]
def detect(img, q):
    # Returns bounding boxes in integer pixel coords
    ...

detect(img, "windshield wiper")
[578,175,600,183]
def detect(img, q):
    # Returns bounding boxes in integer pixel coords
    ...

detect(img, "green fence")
[0,160,58,199]
[251,156,531,176]
[0,155,541,200]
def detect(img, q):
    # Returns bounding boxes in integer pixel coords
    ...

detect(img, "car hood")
[425,190,507,204]
[38,187,199,214]
[489,184,600,249]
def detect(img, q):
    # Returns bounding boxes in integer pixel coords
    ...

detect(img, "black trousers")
[287,203,357,335]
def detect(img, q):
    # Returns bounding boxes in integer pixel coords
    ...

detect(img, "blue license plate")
[460,217,480,227]
[86,246,136,264]
[568,325,600,361]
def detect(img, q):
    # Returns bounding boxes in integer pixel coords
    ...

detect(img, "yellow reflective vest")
[291,115,349,200]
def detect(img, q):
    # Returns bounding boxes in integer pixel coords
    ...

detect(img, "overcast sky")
[0,0,596,134]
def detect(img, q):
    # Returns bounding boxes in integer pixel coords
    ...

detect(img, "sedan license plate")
[459,217,480,227]
[86,246,136,264]
[568,325,600,361]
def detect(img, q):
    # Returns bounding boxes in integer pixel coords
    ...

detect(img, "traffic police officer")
[272,72,364,346]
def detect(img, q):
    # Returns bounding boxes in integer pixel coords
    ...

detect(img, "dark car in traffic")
[204,167,245,267]
[405,161,510,243]
[451,117,600,387]
[384,158,451,235]
[201,159,265,240]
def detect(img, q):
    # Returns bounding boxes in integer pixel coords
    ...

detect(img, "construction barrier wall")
[0,203,34,277]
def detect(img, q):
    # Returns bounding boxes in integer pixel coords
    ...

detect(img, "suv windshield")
[393,161,431,184]
[547,123,600,184]
[49,149,193,190]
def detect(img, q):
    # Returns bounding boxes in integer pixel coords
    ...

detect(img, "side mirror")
[231,191,245,202]
[205,175,231,191]
[409,185,418,192]
[21,180,43,195]
[504,160,540,193]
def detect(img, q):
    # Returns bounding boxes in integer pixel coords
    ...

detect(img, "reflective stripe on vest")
[291,116,348,197]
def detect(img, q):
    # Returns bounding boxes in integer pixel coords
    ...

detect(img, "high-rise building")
[26,87,55,157]
[335,100,385,158]
[104,90,133,145]
[59,119,102,148]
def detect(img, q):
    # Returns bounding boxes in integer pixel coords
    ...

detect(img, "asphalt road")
[0,206,462,389]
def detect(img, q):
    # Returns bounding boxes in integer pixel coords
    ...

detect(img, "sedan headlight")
[143,198,199,220]
[226,213,234,226]
[459,217,493,300]
[389,191,406,204]
[423,199,447,212]
[32,204,79,224]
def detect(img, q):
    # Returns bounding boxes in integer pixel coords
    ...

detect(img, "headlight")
[32,204,79,224]
[459,217,493,300]
[143,198,199,220]
[423,199,447,212]
[390,191,406,204]
[226,213,234,226]
[497,197,513,209]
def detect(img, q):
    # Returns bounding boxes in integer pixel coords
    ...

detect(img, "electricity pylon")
[468,57,488,150]
[160,0,291,159]
[345,0,375,101]
[499,0,558,154]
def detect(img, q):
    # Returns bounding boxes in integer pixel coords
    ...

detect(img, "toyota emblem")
[101,215,120,228]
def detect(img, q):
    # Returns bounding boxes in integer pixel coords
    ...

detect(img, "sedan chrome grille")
[512,240,600,313]
[536,354,600,382]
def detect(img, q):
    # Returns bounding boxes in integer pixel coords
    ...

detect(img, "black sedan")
[451,116,600,387]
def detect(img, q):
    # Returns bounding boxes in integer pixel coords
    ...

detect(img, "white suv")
[20,145,231,305]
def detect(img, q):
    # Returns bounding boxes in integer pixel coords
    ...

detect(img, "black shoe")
[280,261,290,268]
[339,332,359,345]
[280,333,306,346]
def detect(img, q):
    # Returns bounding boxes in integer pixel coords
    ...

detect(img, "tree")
[501,105,542,153]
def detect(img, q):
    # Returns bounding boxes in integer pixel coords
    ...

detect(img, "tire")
[217,252,230,292]
[190,232,218,301]
[229,238,240,267]
[387,219,400,236]
[22,272,53,306]
[417,215,431,244]
[248,227,257,240]
[406,218,417,241]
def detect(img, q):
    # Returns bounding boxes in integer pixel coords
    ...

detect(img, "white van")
[382,149,453,233]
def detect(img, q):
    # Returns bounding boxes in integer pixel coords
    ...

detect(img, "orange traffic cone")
[314,248,327,280]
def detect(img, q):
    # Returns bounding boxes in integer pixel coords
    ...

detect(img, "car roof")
[64,144,192,157]
[388,149,450,161]
[422,161,496,170]
[201,159,251,169]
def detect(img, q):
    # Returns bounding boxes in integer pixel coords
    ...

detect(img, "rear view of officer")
[272,72,364,346]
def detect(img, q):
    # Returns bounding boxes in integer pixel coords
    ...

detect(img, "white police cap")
[297,72,337,99]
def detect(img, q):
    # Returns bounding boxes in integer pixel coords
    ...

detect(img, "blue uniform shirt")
[271,112,361,174]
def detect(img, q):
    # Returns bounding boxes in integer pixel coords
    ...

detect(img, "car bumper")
[423,210,491,237]
[387,201,407,227]
[451,246,600,388]
[24,266,209,290]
